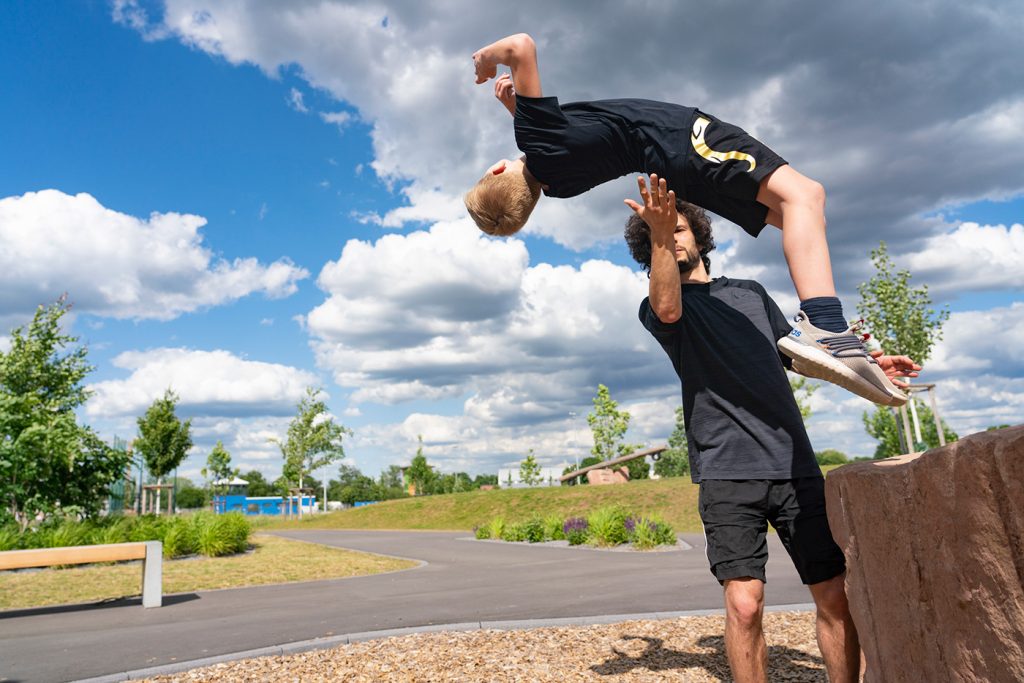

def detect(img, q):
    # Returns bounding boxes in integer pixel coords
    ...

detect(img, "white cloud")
[288,87,309,113]
[86,348,320,418]
[320,110,353,129]
[899,222,1024,294]
[0,190,308,322]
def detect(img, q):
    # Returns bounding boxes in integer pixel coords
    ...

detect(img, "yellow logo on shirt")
[691,116,756,172]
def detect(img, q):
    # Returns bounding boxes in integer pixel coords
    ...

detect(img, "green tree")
[789,375,818,421]
[379,465,405,490]
[587,384,643,468]
[815,449,849,466]
[519,449,543,487]
[857,241,952,456]
[201,441,237,497]
[240,470,275,496]
[857,241,950,364]
[135,389,193,515]
[405,435,435,495]
[472,473,498,488]
[655,406,690,478]
[0,299,130,529]
[862,399,959,458]
[271,387,351,516]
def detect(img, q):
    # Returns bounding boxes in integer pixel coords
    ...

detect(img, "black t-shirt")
[514,95,696,199]
[639,277,820,482]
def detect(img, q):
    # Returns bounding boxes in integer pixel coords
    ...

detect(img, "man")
[626,174,920,682]
[466,32,907,407]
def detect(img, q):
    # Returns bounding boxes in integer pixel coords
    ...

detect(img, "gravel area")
[144,611,827,682]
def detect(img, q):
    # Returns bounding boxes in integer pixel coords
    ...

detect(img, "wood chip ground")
[145,610,828,682]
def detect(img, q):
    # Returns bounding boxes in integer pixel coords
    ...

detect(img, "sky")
[1,0,1021,485]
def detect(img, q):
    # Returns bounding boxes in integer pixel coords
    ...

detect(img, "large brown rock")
[825,425,1024,682]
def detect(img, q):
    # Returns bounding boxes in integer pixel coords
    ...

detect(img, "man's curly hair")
[624,200,716,274]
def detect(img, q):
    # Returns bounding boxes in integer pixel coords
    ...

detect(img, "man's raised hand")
[624,174,677,234]
[494,74,516,114]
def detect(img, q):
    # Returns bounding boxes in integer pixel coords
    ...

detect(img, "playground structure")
[559,445,668,485]
[140,484,174,515]
[893,383,946,455]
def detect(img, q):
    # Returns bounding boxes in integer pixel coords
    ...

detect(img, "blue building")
[211,477,318,516]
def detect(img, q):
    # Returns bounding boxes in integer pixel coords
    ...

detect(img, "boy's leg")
[808,574,861,683]
[756,165,836,302]
[724,577,769,683]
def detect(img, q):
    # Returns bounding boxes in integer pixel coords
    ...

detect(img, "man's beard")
[677,248,702,274]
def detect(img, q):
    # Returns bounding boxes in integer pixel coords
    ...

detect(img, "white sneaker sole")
[778,336,902,406]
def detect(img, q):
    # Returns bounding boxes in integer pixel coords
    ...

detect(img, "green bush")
[500,522,528,542]
[542,515,565,541]
[562,517,589,545]
[162,517,200,558]
[587,506,629,546]
[628,516,677,550]
[521,518,545,543]
[473,524,490,539]
[94,517,133,545]
[486,517,506,540]
[195,512,251,557]
[0,525,21,551]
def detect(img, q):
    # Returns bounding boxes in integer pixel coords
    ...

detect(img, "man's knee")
[811,574,850,620]
[725,579,765,630]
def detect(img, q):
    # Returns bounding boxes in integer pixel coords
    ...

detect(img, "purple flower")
[624,517,637,533]
[563,517,588,534]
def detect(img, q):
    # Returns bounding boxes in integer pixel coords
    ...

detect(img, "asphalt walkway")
[0,530,816,682]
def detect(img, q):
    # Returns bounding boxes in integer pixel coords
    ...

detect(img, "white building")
[496,462,573,488]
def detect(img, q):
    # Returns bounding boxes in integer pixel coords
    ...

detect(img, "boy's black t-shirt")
[638,277,820,483]
[514,95,697,199]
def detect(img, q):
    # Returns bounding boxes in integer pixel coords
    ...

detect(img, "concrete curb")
[71,602,816,682]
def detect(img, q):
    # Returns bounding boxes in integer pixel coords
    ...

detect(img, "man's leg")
[808,573,860,683]
[724,577,768,683]
[757,165,835,302]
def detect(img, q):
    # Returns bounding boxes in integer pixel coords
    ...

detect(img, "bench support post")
[142,541,162,608]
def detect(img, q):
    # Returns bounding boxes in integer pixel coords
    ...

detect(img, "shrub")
[0,525,21,551]
[195,512,251,557]
[162,517,200,558]
[486,517,506,540]
[500,522,528,542]
[563,517,589,545]
[521,518,545,543]
[473,524,490,540]
[95,517,133,545]
[542,515,565,541]
[587,506,629,546]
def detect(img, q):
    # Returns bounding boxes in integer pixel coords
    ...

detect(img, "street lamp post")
[569,411,579,470]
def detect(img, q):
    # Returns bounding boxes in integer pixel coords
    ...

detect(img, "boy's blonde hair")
[464,170,540,236]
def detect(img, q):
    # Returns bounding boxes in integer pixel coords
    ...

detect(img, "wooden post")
[928,385,946,447]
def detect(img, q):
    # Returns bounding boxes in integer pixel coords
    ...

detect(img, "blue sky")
[2,1,1021,484]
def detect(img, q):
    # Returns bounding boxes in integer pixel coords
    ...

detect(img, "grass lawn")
[261,467,842,535]
[0,533,418,611]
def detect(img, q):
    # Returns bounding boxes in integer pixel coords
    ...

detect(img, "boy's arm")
[472,33,542,98]
[625,174,682,323]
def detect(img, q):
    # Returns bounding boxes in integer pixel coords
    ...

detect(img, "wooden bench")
[0,541,163,608]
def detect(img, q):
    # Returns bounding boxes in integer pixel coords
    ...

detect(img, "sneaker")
[778,312,908,407]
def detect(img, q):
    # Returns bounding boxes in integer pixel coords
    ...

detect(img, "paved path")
[0,530,815,682]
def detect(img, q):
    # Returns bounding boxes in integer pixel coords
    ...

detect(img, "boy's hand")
[870,350,921,389]
[624,174,677,235]
[472,46,498,84]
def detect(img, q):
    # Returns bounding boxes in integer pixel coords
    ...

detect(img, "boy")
[467,33,907,406]
[625,174,920,682]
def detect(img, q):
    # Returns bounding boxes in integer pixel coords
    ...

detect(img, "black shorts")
[684,109,787,237]
[698,477,845,586]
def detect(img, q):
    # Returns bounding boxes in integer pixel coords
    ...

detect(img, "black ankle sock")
[801,296,848,333]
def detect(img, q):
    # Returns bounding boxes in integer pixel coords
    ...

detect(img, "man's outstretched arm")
[626,175,683,323]
[472,33,542,102]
